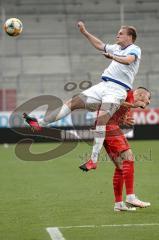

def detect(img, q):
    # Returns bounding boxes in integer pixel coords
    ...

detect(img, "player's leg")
[57,84,105,118]
[91,107,111,162]
[41,95,86,125]
[104,140,136,211]
[113,168,135,211]
[113,147,151,208]
[78,82,124,171]
[121,149,151,208]
[23,83,102,130]
[108,131,150,209]
[89,81,127,165]
[108,148,124,205]
[79,103,120,171]
[104,132,134,192]
[28,95,85,125]
[121,149,134,196]
[103,129,135,211]
[113,167,124,204]
[80,80,127,167]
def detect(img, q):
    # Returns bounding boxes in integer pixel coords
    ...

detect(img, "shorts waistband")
[101,76,131,90]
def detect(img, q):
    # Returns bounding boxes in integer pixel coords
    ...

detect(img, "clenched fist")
[77,21,86,33]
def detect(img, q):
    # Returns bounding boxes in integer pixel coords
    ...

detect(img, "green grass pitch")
[0,140,159,240]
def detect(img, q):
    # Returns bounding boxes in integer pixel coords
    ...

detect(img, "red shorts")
[103,125,130,160]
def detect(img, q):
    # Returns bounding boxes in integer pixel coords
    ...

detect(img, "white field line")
[47,223,159,230]
[46,223,159,240]
[46,227,66,240]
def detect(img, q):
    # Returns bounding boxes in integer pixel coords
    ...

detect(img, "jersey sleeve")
[104,44,118,54]
[127,46,141,60]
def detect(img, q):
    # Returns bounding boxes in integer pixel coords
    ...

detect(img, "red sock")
[113,167,124,202]
[122,160,134,195]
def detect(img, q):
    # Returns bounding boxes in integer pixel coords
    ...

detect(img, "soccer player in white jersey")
[24,21,142,164]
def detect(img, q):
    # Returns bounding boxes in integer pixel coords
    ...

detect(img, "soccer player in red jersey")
[79,87,151,211]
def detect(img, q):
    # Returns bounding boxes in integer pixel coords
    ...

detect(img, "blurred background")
[0,0,159,139]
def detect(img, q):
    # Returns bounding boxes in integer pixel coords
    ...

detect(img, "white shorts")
[82,80,127,105]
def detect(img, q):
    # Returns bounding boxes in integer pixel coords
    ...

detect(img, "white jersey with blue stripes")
[102,43,141,89]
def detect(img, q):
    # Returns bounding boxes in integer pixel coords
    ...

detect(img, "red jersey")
[104,91,134,158]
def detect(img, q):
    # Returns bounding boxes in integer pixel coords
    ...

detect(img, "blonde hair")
[121,26,137,42]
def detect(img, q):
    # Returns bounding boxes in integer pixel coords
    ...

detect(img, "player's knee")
[112,156,123,169]
[65,96,84,110]
[114,161,122,170]
[79,94,101,111]
[96,111,111,125]
[101,102,120,117]
[108,153,123,169]
[121,149,134,161]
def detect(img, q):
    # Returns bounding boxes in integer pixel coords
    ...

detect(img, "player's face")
[116,28,132,46]
[134,89,151,108]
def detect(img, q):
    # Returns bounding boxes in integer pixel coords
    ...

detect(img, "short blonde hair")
[121,26,137,42]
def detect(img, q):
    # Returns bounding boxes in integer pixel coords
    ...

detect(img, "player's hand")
[77,21,86,33]
[102,52,114,60]
[122,101,146,109]
[133,100,146,109]
[123,116,135,126]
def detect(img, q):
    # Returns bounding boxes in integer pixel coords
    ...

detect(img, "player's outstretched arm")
[122,101,146,109]
[77,21,105,51]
